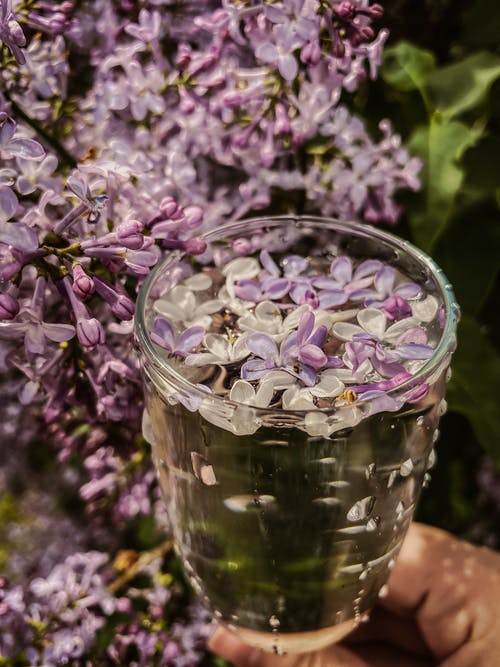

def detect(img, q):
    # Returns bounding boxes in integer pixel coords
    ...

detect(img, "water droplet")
[347,496,375,522]
[438,399,448,416]
[378,584,389,599]
[359,568,370,581]
[224,494,276,513]
[269,615,280,629]
[427,448,437,470]
[446,367,453,382]
[273,643,284,656]
[387,470,397,488]
[326,480,350,489]
[365,463,376,480]
[396,500,405,515]
[159,458,167,469]
[388,558,396,570]
[423,472,432,488]
[311,456,337,465]
[366,516,380,532]
[432,429,440,444]
[337,525,367,535]
[214,609,223,619]
[416,415,425,427]
[400,458,414,477]
[191,452,217,486]
[260,439,289,447]
[313,497,342,507]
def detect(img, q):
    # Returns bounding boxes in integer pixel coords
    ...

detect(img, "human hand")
[208,523,500,666]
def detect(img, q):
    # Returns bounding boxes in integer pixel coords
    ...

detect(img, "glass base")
[225,618,359,654]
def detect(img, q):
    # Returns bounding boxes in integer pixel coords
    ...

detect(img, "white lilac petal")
[282,387,315,410]
[204,333,231,359]
[229,379,256,404]
[397,326,428,346]
[184,352,220,367]
[254,380,274,407]
[311,372,344,398]
[194,299,224,316]
[154,297,184,322]
[332,321,365,341]
[261,370,297,391]
[329,308,361,324]
[232,405,260,435]
[304,412,330,437]
[283,255,307,276]
[282,304,311,331]
[222,257,260,280]
[411,295,439,322]
[357,308,386,338]
[384,316,419,341]
[184,273,212,291]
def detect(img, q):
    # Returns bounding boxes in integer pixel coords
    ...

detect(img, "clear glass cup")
[135,216,459,654]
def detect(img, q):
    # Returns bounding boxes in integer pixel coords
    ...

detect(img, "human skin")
[208,523,500,667]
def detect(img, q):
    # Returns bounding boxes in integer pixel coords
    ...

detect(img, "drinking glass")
[135,216,459,654]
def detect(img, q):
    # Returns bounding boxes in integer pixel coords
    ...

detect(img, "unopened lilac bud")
[179,90,195,114]
[356,26,374,44]
[183,206,203,229]
[160,196,183,220]
[72,265,94,300]
[111,294,135,320]
[300,40,321,65]
[77,317,105,348]
[274,104,291,136]
[222,91,244,108]
[367,3,384,19]
[332,38,346,58]
[185,238,207,255]
[0,293,20,320]
[60,2,75,13]
[176,43,192,70]
[232,238,253,256]
[116,220,144,250]
[335,2,356,19]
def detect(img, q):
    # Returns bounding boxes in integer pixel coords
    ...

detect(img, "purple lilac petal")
[312,277,341,289]
[395,282,422,299]
[397,327,428,345]
[42,322,75,342]
[259,250,280,277]
[308,324,328,348]
[240,358,269,381]
[297,364,317,387]
[330,256,352,284]
[279,53,298,81]
[297,311,314,344]
[396,343,434,360]
[319,290,348,308]
[353,259,383,280]
[235,280,262,302]
[352,372,412,394]
[152,317,175,351]
[289,283,318,306]
[0,186,18,222]
[383,295,412,321]
[7,138,45,160]
[405,383,430,403]
[177,326,205,354]
[264,278,290,300]
[283,255,307,276]
[245,333,278,361]
[0,221,38,251]
[374,266,395,294]
[298,344,327,369]
[325,356,344,368]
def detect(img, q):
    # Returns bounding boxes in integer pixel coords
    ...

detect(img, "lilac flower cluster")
[151,248,441,434]
[0,0,422,661]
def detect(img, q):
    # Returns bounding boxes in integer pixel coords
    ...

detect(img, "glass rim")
[135,215,459,416]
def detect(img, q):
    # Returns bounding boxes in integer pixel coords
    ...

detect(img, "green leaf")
[446,316,500,463]
[407,117,481,251]
[426,52,500,119]
[381,41,436,92]
[435,200,500,316]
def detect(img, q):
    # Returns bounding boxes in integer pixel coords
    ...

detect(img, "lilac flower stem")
[108,539,173,594]
[5,95,77,168]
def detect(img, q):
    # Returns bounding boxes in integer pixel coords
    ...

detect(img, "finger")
[347,605,431,657]
[209,627,432,667]
[381,522,500,660]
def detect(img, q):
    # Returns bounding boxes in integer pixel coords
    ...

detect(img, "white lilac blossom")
[0,0,424,660]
